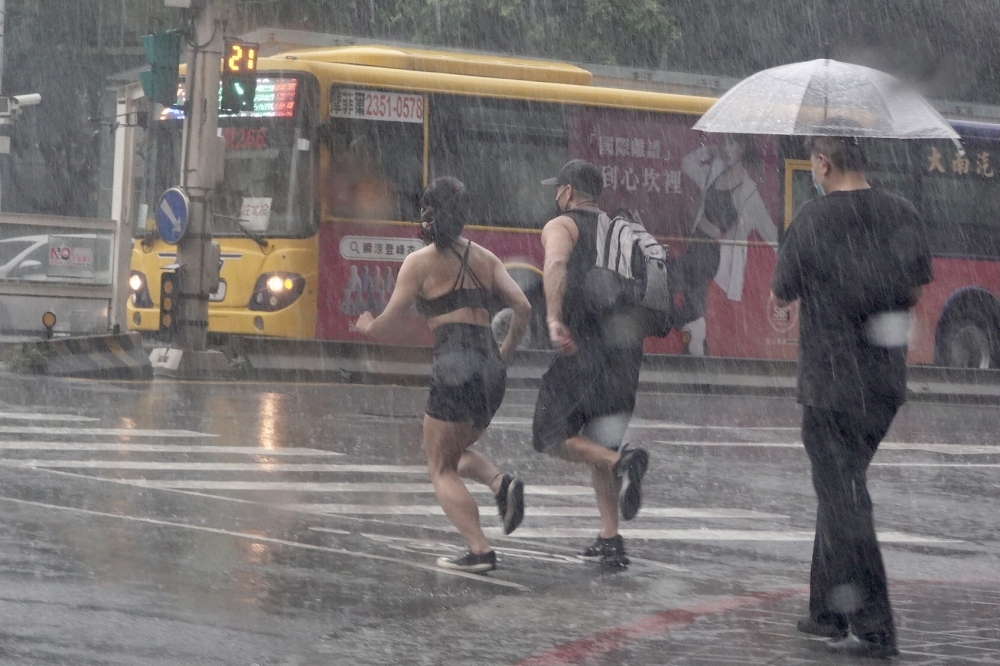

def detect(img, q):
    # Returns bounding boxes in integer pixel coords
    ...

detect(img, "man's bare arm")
[541,215,579,355]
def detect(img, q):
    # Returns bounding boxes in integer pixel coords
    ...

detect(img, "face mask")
[418,208,436,245]
[555,185,569,214]
[811,170,826,197]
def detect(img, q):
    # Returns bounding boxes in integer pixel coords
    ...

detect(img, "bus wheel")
[938,313,996,369]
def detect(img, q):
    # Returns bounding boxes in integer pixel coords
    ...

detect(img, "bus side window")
[429,95,568,229]
[324,107,423,222]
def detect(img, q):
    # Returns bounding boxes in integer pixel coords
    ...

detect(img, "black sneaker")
[600,535,630,572]
[614,444,649,521]
[796,616,848,639]
[436,550,497,573]
[826,634,899,659]
[495,474,525,535]
[580,535,630,566]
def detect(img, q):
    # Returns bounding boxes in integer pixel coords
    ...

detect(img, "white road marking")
[872,463,1000,468]
[490,417,799,431]
[488,528,961,544]
[657,441,1000,454]
[0,412,100,422]
[0,495,529,591]
[112,480,597,494]
[656,440,800,448]
[289,504,787,519]
[0,426,215,438]
[0,442,343,455]
[15,461,426,473]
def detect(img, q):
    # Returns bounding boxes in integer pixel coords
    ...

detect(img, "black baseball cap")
[541,159,603,197]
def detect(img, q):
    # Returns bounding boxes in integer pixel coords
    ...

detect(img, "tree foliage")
[10,1,1000,216]
[385,0,678,68]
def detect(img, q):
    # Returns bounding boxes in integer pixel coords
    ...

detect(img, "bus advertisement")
[120,44,1000,369]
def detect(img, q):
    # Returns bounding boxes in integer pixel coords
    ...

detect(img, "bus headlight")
[249,272,306,311]
[129,271,153,308]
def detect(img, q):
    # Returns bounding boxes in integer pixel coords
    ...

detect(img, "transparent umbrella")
[692,58,960,140]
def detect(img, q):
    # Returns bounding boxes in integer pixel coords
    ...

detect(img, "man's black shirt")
[771,188,933,414]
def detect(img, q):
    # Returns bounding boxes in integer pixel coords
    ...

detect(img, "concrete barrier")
[1,332,152,379]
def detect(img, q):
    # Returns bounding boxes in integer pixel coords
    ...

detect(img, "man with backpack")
[532,159,651,572]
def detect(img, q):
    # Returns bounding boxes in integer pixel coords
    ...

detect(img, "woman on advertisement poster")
[680,135,778,355]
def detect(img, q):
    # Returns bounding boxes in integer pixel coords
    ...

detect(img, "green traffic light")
[139,30,182,107]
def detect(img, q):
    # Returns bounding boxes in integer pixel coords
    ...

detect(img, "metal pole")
[176,0,222,352]
[0,0,6,96]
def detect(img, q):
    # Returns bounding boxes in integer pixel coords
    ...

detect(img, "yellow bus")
[126,45,799,357]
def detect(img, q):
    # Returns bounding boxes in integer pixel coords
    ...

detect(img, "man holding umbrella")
[771,135,932,658]
[694,57,954,658]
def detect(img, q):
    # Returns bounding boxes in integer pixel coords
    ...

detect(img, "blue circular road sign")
[156,187,190,245]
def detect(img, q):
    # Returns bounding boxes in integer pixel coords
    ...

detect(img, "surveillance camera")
[12,94,41,108]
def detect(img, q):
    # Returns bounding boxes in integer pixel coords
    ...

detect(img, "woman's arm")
[355,254,422,338]
[681,145,714,187]
[491,255,532,363]
[740,183,778,244]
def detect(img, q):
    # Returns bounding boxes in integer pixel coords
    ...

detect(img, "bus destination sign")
[331,88,424,124]
[217,77,298,119]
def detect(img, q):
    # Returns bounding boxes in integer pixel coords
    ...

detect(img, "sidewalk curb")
[230,337,1000,403]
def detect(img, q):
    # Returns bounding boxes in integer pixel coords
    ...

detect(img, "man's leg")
[802,406,897,645]
[801,407,850,634]
[845,403,898,645]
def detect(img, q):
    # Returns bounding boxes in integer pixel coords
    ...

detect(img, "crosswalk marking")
[111,480,597,494]
[872,462,1000,468]
[14,461,426,473]
[0,426,216,438]
[485,527,961,544]
[657,440,1000,454]
[0,412,100,422]
[287,504,787,519]
[0,409,967,548]
[490,417,799,431]
[0,441,343,455]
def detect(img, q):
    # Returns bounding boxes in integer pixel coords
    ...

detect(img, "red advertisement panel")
[566,108,794,358]
[316,106,794,359]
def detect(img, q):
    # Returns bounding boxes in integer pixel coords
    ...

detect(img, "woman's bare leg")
[457,430,504,493]
[424,415,492,554]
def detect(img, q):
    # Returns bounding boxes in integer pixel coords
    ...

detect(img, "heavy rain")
[0,1,997,664]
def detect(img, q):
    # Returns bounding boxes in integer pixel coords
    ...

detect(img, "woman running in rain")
[356,177,531,573]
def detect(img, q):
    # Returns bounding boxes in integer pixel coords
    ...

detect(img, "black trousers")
[802,403,898,643]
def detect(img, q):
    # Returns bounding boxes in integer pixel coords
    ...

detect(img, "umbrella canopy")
[692,59,959,140]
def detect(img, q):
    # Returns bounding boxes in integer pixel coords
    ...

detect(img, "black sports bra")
[415,241,490,318]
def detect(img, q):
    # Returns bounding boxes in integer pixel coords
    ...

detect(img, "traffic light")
[139,30,182,107]
[220,39,259,113]
[159,270,179,337]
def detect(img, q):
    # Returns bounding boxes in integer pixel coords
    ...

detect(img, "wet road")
[0,372,996,664]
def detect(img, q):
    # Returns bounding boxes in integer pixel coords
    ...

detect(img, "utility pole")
[175,0,222,353]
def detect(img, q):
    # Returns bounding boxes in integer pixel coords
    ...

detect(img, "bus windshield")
[140,75,317,240]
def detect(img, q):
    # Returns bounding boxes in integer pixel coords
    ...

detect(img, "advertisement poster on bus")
[567,108,795,358]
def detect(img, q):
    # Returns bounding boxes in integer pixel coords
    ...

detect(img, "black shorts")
[426,323,506,430]
[532,339,643,453]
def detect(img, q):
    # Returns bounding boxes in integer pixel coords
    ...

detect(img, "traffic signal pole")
[175,0,223,352]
